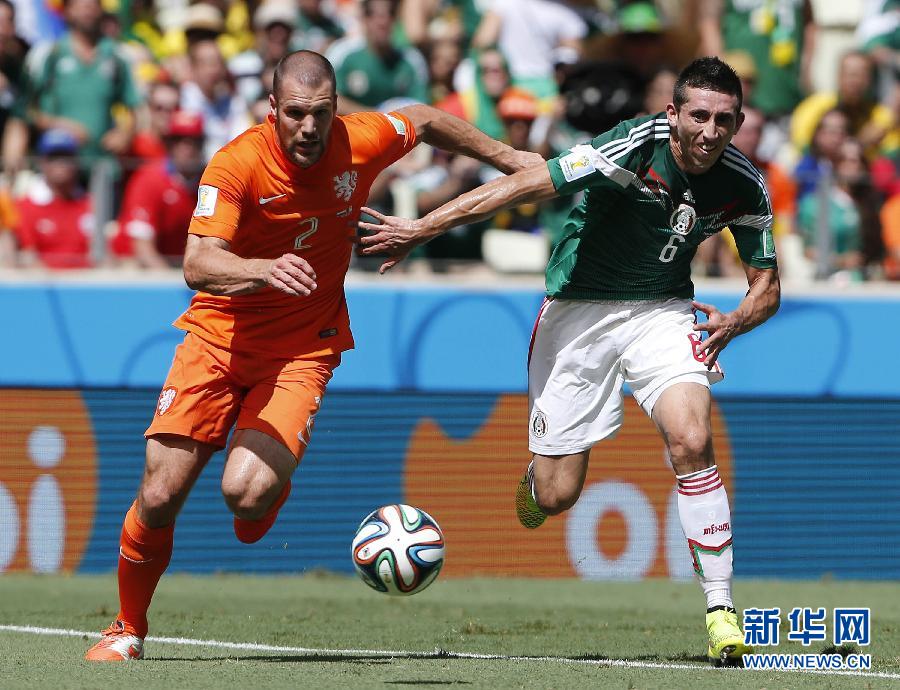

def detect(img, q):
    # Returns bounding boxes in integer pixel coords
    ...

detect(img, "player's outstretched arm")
[397,104,544,174]
[183,234,318,297]
[357,163,557,273]
[692,264,781,367]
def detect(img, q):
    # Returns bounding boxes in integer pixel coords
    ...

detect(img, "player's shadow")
[154,651,711,667]
[152,654,396,663]
[572,653,711,664]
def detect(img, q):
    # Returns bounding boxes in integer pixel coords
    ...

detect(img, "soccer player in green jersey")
[357,57,780,666]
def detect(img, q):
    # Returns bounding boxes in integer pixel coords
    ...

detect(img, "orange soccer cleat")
[84,620,144,661]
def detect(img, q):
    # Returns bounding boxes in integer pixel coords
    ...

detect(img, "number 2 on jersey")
[294,217,318,250]
[658,234,685,263]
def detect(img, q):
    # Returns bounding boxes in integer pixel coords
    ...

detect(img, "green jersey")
[326,38,428,108]
[721,0,808,116]
[545,113,776,301]
[18,35,140,163]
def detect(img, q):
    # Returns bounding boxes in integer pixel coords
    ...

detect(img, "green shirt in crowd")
[327,37,428,109]
[721,0,808,116]
[18,34,140,163]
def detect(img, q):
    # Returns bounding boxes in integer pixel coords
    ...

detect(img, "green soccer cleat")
[515,467,546,529]
[706,608,753,666]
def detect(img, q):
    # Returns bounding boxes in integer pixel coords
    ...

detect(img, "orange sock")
[233,480,291,544]
[116,501,174,639]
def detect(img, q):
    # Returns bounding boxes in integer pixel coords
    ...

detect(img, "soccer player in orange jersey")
[85,50,542,662]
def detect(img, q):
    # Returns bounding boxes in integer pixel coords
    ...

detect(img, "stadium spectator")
[83,50,542,662]
[230,1,296,106]
[496,86,550,159]
[488,88,551,239]
[722,49,757,109]
[2,0,141,174]
[180,39,253,162]
[472,0,587,101]
[609,1,671,82]
[112,110,204,268]
[183,3,226,47]
[880,187,900,279]
[798,138,875,282]
[359,57,779,665]
[424,33,462,106]
[794,108,850,200]
[12,129,95,269]
[172,1,255,61]
[856,0,900,100]
[401,0,484,51]
[0,0,28,145]
[128,79,180,163]
[435,47,511,141]
[326,0,428,112]
[293,0,345,54]
[791,51,897,159]
[698,0,815,119]
[641,66,678,115]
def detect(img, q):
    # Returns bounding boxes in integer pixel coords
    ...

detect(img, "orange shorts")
[146,332,340,459]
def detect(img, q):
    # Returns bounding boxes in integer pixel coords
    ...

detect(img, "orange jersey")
[175,110,417,358]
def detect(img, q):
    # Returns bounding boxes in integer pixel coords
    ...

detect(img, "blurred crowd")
[0,0,897,283]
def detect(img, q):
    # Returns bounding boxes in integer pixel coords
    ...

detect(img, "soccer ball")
[351,504,445,596]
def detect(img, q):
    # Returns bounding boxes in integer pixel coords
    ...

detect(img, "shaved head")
[273,50,336,99]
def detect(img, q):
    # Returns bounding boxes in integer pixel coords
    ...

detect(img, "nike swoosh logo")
[259,193,287,205]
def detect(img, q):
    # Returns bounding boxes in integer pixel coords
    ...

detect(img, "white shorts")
[527,298,724,455]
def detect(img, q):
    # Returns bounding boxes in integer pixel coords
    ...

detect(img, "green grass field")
[0,574,897,689]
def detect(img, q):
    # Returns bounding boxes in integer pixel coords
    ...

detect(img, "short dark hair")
[362,0,398,17]
[272,50,336,99]
[673,57,743,112]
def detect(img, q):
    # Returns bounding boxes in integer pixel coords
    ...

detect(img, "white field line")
[1,624,899,680]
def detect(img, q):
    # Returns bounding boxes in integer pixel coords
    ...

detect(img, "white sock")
[527,460,539,503]
[676,465,734,611]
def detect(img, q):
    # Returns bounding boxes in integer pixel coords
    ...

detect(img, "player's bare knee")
[221,477,273,520]
[535,487,578,515]
[666,428,714,474]
[137,481,183,522]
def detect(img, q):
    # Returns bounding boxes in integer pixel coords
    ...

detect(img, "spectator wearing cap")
[2,0,141,175]
[496,87,549,156]
[112,110,204,268]
[230,1,296,106]
[488,87,546,235]
[612,1,671,81]
[293,0,344,55]
[723,49,758,105]
[326,0,428,112]
[162,2,251,60]
[180,39,252,162]
[12,129,95,268]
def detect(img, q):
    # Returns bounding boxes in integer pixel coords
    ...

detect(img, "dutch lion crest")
[333,170,358,202]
